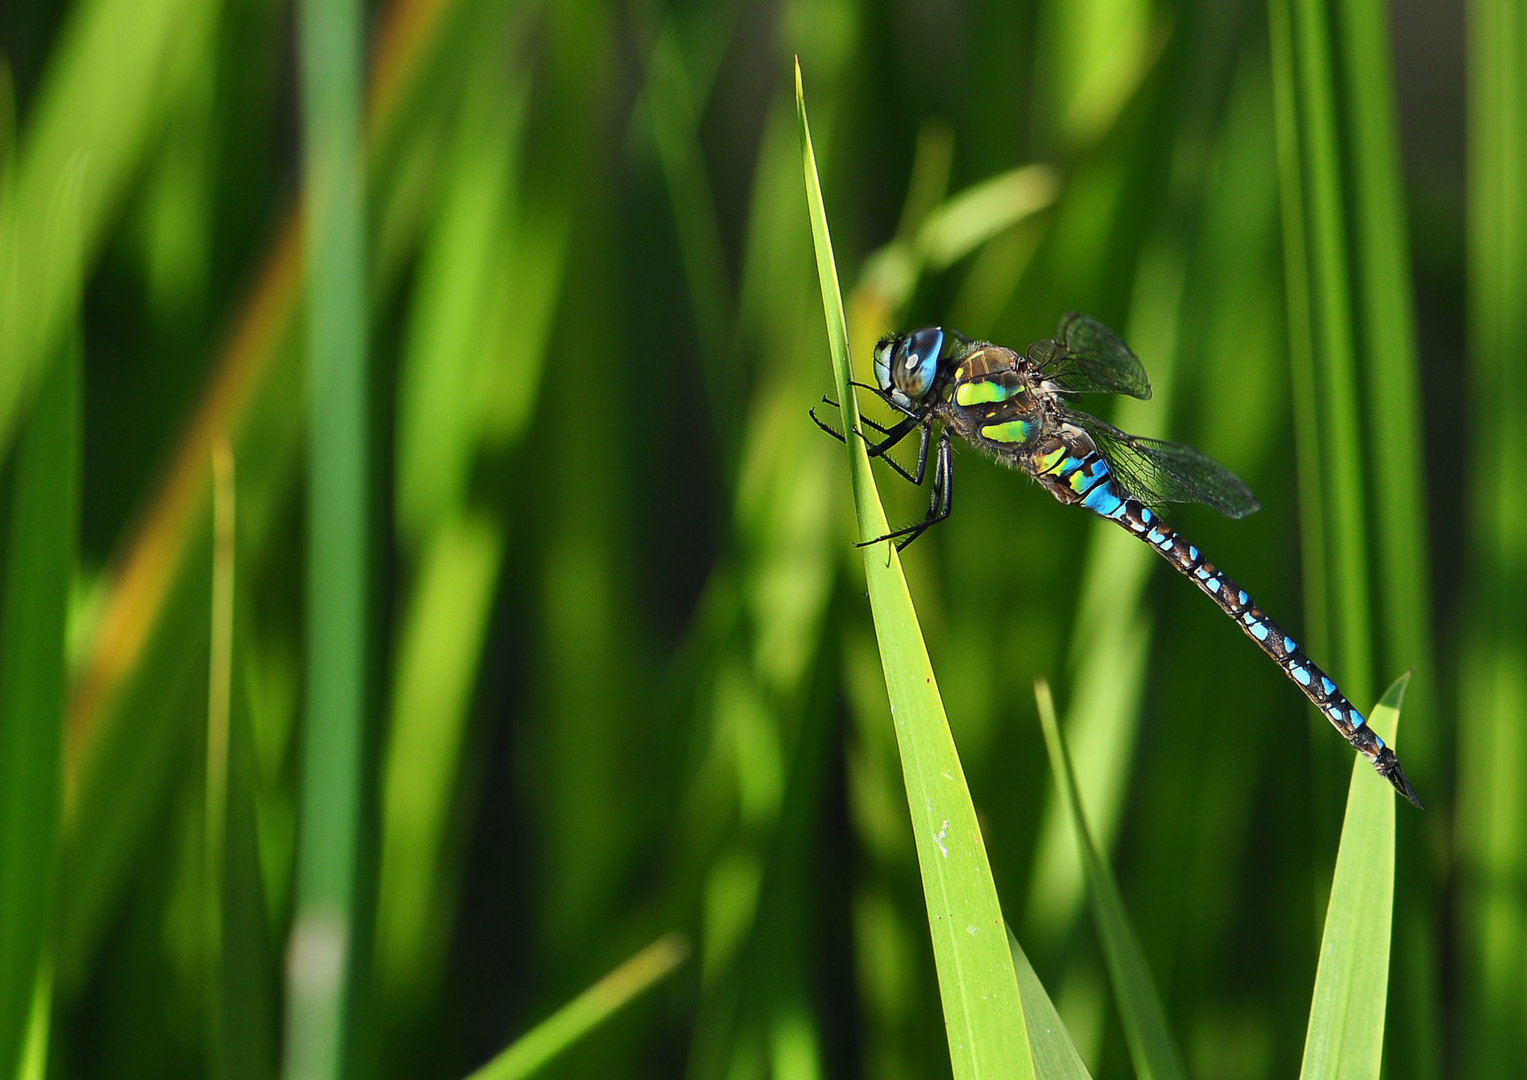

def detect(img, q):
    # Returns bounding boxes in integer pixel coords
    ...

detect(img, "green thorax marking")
[979,418,1036,443]
[955,379,1018,406]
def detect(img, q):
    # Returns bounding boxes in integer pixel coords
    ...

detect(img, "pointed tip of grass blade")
[1007,924,1095,1080]
[1370,670,1422,809]
[466,933,690,1080]
[802,72,1031,1080]
[1299,674,1405,1079]
[1375,668,1411,719]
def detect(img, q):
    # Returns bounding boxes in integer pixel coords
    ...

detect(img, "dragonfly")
[813,313,1423,808]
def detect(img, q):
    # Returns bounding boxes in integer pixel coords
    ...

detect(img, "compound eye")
[872,338,895,393]
[894,327,943,400]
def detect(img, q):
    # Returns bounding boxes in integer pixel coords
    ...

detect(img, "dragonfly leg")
[809,404,850,443]
[812,401,930,485]
[864,418,926,485]
[813,397,897,437]
[856,430,953,551]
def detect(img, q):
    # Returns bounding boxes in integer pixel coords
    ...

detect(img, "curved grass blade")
[1299,671,1408,1080]
[1007,926,1093,1080]
[1034,680,1187,1080]
[465,934,689,1080]
[797,59,1032,1080]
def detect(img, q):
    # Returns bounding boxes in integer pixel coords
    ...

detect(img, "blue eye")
[895,327,943,400]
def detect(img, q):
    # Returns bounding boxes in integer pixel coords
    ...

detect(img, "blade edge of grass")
[1298,671,1406,1079]
[1034,679,1187,1080]
[465,934,689,1080]
[797,59,1031,1080]
[1007,925,1094,1080]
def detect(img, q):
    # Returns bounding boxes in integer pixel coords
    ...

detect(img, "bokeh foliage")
[0,0,1510,1077]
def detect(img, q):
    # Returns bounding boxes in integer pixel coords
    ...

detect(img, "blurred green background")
[0,0,1520,1077]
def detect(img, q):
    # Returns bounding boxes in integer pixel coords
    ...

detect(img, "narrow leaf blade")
[798,60,1032,1080]
[466,934,688,1080]
[1007,926,1094,1080]
[1299,671,1408,1080]
[1035,680,1187,1080]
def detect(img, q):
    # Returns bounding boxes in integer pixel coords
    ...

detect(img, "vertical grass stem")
[288,0,370,1075]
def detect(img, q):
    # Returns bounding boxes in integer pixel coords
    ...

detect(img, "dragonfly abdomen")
[1100,491,1423,808]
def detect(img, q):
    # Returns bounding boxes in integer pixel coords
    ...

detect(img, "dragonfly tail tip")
[1383,760,1425,810]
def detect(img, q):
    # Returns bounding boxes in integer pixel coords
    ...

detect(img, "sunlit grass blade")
[465,934,689,1080]
[1034,679,1187,1080]
[286,0,370,1075]
[798,60,1033,1080]
[1299,671,1407,1079]
[376,513,502,1016]
[0,335,78,1080]
[13,958,50,1080]
[0,0,218,459]
[1007,926,1093,1080]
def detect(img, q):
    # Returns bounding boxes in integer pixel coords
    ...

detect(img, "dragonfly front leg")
[811,397,901,438]
[856,429,953,551]
[811,400,927,485]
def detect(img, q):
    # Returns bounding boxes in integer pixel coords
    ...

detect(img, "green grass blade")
[918,164,1059,271]
[798,60,1033,1080]
[1334,0,1435,722]
[0,0,219,461]
[14,957,50,1080]
[376,513,503,1015]
[1007,927,1093,1080]
[0,333,78,1080]
[1034,680,1187,1080]
[1267,0,1331,665]
[465,934,689,1080]
[286,0,370,1074]
[1461,0,1527,1072]
[1299,672,1407,1079]
[204,438,235,1076]
[1286,0,1374,706]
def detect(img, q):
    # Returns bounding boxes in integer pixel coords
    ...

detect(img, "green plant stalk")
[1285,0,1375,710]
[466,934,689,1080]
[287,0,369,1075]
[1330,1,1440,1073]
[1461,0,1527,1072]
[1034,680,1187,1080]
[798,60,1033,1080]
[1334,0,1434,740]
[0,334,78,1080]
[1299,672,1407,1079]
[205,438,235,1077]
[1267,0,1331,665]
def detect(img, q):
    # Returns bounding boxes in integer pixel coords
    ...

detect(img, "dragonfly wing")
[1075,413,1261,519]
[1028,313,1153,399]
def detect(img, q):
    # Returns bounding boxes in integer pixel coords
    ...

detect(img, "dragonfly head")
[873,326,944,406]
